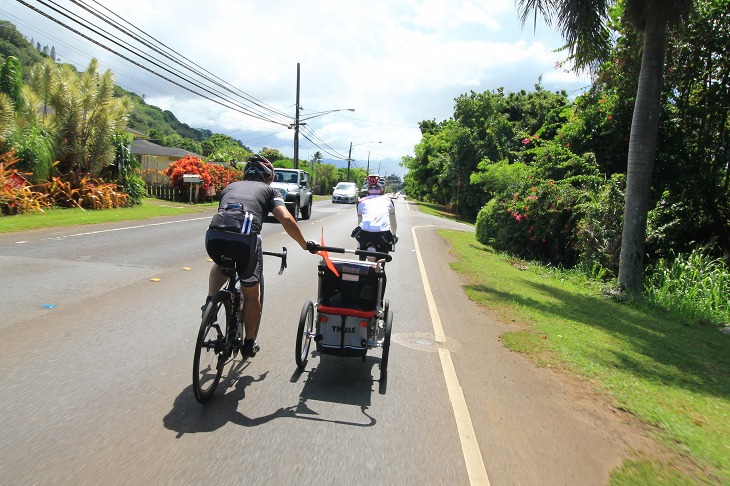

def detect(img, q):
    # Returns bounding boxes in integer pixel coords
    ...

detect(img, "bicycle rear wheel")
[193,291,231,403]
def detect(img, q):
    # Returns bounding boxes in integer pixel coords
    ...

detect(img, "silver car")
[331,182,359,204]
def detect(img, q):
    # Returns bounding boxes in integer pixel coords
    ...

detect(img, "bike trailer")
[315,258,384,357]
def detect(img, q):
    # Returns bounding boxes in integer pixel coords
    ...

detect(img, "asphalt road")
[0,199,644,485]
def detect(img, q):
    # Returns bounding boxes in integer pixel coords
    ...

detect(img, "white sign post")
[182,174,202,204]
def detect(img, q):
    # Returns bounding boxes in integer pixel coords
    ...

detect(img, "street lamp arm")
[299,108,355,121]
[351,140,382,148]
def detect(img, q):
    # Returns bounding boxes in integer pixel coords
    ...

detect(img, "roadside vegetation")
[411,199,729,484]
[404,0,729,298]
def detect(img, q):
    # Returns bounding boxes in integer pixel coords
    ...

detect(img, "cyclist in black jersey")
[204,154,316,357]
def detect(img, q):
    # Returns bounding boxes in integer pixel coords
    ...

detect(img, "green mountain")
[115,86,210,142]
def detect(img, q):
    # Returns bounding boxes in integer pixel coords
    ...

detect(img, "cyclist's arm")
[388,201,397,236]
[389,212,397,236]
[272,205,308,250]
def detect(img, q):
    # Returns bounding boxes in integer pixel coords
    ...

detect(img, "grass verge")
[440,228,729,484]
[0,198,216,233]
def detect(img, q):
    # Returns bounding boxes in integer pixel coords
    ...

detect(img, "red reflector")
[360,320,368,327]
[320,315,329,323]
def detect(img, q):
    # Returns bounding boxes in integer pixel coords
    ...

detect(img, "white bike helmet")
[366,174,385,195]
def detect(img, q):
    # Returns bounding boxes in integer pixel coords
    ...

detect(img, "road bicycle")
[193,247,287,403]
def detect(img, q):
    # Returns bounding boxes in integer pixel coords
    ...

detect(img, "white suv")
[271,169,313,220]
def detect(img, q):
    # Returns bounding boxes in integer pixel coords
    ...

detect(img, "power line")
[13,0,294,127]
[9,1,388,162]
[78,0,292,122]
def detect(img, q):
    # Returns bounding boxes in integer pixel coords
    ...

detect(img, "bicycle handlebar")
[308,243,392,262]
[263,247,287,274]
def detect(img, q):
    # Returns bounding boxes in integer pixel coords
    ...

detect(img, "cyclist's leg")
[241,283,261,339]
[239,235,263,340]
[207,263,228,296]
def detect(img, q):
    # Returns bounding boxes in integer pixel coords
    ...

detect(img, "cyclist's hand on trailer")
[306,240,320,254]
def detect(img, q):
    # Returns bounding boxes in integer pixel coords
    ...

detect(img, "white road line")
[413,225,491,486]
[37,216,211,241]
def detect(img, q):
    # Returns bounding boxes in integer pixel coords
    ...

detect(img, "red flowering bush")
[477,176,582,266]
[208,164,242,193]
[163,156,213,190]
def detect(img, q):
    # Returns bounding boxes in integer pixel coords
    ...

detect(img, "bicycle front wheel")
[193,291,231,403]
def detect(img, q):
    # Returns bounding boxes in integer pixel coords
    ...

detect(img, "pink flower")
[522,137,531,145]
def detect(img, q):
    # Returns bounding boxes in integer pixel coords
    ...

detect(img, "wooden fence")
[146,184,183,202]
[145,184,218,203]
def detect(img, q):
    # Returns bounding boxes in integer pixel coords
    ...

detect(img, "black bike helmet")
[244,154,274,182]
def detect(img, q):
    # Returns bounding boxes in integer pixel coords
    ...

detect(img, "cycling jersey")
[218,180,285,234]
[357,194,395,232]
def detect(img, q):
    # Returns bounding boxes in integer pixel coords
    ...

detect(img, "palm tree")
[517,0,694,294]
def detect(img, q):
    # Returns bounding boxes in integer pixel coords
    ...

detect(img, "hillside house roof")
[130,139,202,158]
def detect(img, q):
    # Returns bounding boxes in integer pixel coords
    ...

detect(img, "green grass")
[414,200,474,224]
[0,198,216,233]
[441,229,729,485]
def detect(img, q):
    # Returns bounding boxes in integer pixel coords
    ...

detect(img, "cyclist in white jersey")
[353,174,397,259]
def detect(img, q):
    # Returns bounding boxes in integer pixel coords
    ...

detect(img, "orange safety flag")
[318,227,339,277]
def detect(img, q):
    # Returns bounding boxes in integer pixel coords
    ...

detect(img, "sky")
[1,0,590,177]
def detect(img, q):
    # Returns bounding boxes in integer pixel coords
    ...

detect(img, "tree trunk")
[618,17,667,294]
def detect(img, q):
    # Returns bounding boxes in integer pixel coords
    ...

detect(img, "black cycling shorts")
[205,228,263,286]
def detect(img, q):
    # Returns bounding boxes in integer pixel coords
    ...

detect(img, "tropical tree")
[0,92,14,143]
[517,0,695,294]
[259,146,286,163]
[0,55,23,110]
[49,59,133,174]
[313,162,338,195]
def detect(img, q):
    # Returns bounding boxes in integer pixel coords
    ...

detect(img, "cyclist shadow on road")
[163,361,296,438]
[164,354,382,437]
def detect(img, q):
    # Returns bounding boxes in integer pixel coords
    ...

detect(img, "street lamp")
[347,141,382,181]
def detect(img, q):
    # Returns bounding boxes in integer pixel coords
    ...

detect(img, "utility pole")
[348,141,381,181]
[347,142,353,181]
[293,63,301,169]
[290,63,353,171]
